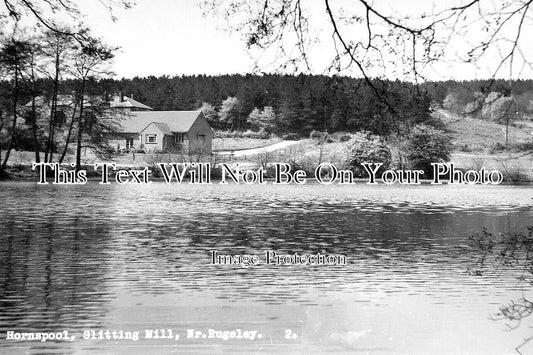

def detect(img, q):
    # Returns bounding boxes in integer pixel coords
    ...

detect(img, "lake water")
[0,182,532,354]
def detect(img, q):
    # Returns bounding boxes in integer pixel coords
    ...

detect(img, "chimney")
[120,92,124,102]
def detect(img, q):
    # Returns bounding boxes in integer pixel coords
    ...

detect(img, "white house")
[112,110,213,154]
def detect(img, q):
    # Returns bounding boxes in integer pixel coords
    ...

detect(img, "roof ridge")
[119,110,202,134]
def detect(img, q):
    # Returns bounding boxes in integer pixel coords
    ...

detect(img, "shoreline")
[2,166,532,186]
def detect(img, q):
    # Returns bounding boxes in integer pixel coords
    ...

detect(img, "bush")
[345,131,392,177]
[214,130,244,138]
[403,124,451,177]
[459,144,472,152]
[282,133,300,141]
[145,152,171,178]
[215,129,271,139]
[242,129,270,139]
[488,142,507,154]
[309,130,320,139]
[94,145,118,160]
[339,134,352,142]
[498,161,531,183]
[309,130,328,140]
[512,141,533,152]
[242,130,254,139]
[487,141,533,154]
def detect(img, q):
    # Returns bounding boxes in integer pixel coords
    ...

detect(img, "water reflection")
[0,211,114,332]
[0,182,532,353]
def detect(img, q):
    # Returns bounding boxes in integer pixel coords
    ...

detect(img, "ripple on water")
[0,181,531,350]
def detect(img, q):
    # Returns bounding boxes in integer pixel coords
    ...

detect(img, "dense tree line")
[92,74,431,136]
[4,74,533,148]
[97,75,533,133]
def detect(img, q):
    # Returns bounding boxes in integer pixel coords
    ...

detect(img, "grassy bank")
[3,110,532,182]
[213,137,282,151]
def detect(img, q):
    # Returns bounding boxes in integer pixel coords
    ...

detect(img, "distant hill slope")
[433,109,533,181]
[434,109,533,152]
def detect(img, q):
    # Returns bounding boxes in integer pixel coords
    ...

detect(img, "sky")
[79,1,254,78]
[70,0,533,81]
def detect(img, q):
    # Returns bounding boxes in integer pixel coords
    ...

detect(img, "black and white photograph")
[1,1,533,354]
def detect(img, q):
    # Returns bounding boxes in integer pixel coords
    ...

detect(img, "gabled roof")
[118,111,203,133]
[139,122,173,135]
[110,96,153,110]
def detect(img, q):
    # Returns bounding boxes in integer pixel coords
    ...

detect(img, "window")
[175,133,184,144]
[197,134,206,144]
[146,134,157,144]
[126,138,134,149]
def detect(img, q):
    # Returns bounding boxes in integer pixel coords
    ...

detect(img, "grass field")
[435,109,533,152]
[213,137,282,151]
[433,109,533,180]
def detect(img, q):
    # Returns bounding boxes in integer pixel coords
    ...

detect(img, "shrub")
[214,130,244,138]
[93,145,117,160]
[345,131,392,177]
[459,144,472,152]
[242,130,255,138]
[215,129,271,139]
[145,152,172,178]
[282,133,300,141]
[339,134,352,142]
[498,161,530,183]
[242,129,270,139]
[489,142,507,154]
[309,130,328,140]
[256,129,270,139]
[512,141,533,152]
[403,124,451,177]
[487,141,533,154]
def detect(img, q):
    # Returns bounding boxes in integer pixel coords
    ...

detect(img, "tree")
[1,1,134,38]
[202,1,533,83]
[402,124,451,177]
[77,93,123,161]
[23,36,44,164]
[469,227,533,354]
[0,37,33,175]
[200,102,219,127]
[481,93,516,146]
[202,0,533,133]
[247,108,261,129]
[69,36,117,171]
[218,96,242,130]
[345,131,392,177]
[41,27,77,163]
[0,1,132,174]
[248,106,276,132]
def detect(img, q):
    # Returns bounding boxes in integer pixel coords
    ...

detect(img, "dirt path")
[216,141,300,157]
